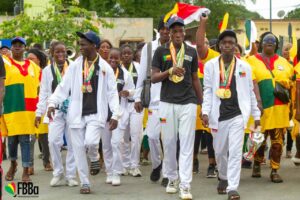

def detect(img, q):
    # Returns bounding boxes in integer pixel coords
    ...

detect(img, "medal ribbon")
[219,57,235,89]
[54,61,68,83]
[83,55,99,88]
[170,42,185,67]
[114,67,119,78]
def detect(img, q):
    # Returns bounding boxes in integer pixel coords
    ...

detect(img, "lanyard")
[219,57,236,88]
[170,42,185,67]
[54,61,68,83]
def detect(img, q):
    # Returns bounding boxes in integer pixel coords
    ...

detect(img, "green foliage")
[285,8,300,19]
[80,0,261,40]
[0,0,14,15]
[0,0,103,47]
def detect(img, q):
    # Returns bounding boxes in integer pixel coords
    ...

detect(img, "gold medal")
[224,89,231,99]
[216,88,225,99]
[169,75,184,83]
[87,84,93,93]
[82,85,86,93]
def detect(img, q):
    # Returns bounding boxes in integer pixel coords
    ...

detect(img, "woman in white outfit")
[35,41,78,187]
[120,45,144,177]
[102,48,135,186]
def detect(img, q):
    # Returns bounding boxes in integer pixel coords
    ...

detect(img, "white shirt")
[202,56,261,129]
[134,38,162,109]
[48,55,120,128]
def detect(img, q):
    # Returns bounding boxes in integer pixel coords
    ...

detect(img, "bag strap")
[260,54,275,78]
[146,42,152,79]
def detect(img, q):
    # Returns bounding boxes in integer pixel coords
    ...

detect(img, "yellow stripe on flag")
[220,12,229,33]
[290,32,297,62]
[164,3,179,23]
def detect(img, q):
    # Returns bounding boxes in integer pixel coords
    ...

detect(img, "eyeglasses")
[262,37,276,45]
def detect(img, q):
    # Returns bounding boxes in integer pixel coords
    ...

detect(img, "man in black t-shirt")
[151,17,202,200]
[0,55,5,115]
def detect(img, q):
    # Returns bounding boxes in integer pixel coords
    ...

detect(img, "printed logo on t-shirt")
[184,55,192,62]
[239,71,246,77]
[163,55,171,61]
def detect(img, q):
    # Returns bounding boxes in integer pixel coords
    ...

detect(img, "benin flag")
[218,12,229,33]
[164,2,210,25]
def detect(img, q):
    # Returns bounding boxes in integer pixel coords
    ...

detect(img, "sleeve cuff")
[111,114,120,121]
[135,98,141,103]
[47,103,56,109]
[253,115,260,121]
[128,89,135,98]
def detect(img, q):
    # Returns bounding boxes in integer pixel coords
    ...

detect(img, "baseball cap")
[11,37,26,46]
[76,31,100,47]
[167,16,185,29]
[218,30,237,43]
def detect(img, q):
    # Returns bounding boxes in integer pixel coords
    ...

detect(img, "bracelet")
[168,67,173,75]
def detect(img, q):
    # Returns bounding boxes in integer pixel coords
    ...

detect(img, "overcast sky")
[245,0,300,19]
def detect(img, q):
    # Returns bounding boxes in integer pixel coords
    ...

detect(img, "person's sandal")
[217,179,228,194]
[270,171,283,183]
[44,163,53,171]
[80,184,91,194]
[228,190,240,200]
[5,162,18,181]
[28,167,34,175]
[90,161,100,176]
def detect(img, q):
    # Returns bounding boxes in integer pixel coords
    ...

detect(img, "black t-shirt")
[82,60,99,116]
[219,62,241,121]
[152,42,198,105]
[0,56,5,78]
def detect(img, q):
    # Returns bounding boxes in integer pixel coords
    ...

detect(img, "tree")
[80,0,261,39]
[0,0,14,15]
[285,8,300,19]
[196,0,261,39]
[0,0,105,47]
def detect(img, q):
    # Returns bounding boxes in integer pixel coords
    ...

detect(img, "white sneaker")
[166,180,178,194]
[179,187,193,200]
[112,175,121,186]
[106,175,113,184]
[130,168,142,177]
[66,179,79,187]
[50,175,64,187]
[122,168,130,176]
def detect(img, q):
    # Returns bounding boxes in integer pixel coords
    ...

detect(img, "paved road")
[1,148,300,200]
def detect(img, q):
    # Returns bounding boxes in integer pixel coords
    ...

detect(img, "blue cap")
[76,31,100,47]
[167,16,185,29]
[11,37,26,46]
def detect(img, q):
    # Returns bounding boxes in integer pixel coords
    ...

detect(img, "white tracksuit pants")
[121,103,143,169]
[102,122,124,176]
[145,109,162,170]
[159,102,197,189]
[212,115,244,192]
[48,110,76,180]
[69,114,103,185]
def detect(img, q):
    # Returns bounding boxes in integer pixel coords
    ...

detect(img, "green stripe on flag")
[258,79,274,109]
[245,20,251,51]
[3,84,25,114]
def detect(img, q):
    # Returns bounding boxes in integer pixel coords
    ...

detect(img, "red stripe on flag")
[177,3,204,19]
[218,21,223,30]
[274,97,285,106]
[25,98,38,111]
[198,61,204,74]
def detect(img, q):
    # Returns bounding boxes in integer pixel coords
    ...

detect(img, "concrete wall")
[24,0,52,18]
[236,19,300,46]
[99,18,153,48]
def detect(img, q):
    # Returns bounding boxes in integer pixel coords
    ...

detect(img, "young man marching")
[151,17,202,200]
[47,31,119,194]
[134,16,170,184]
[202,30,261,200]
